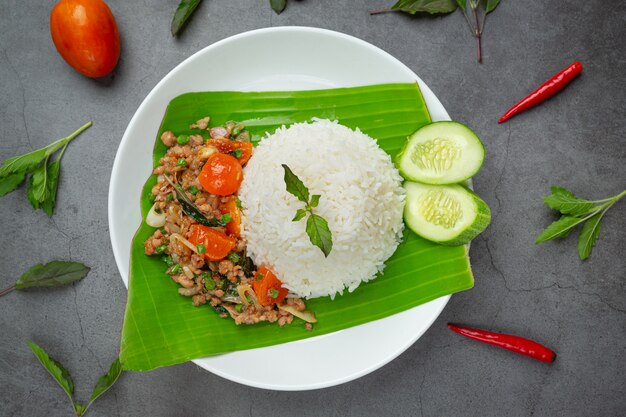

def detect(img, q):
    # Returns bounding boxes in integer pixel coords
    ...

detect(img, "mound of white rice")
[239,119,405,298]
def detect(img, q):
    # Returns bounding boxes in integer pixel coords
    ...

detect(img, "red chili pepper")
[498,61,583,123]
[448,323,556,363]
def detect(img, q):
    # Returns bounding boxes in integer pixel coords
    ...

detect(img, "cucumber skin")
[395,121,485,185]
[403,184,491,246]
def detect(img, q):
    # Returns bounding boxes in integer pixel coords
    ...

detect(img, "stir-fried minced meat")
[160,131,177,147]
[144,229,165,256]
[190,117,210,130]
[143,117,314,328]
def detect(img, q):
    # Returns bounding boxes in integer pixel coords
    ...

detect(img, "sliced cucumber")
[403,182,491,246]
[396,121,485,184]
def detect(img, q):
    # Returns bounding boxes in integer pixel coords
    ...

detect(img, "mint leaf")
[282,164,310,203]
[577,212,603,260]
[544,186,595,216]
[306,213,333,257]
[292,208,307,222]
[15,261,90,290]
[27,341,75,408]
[270,0,287,14]
[391,0,458,14]
[0,171,27,196]
[481,0,500,13]
[535,216,583,243]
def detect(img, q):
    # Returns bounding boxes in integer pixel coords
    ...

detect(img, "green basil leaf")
[26,161,49,209]
[270,0,287,14]
[544,186,595,216]
[41,160,61,217]
[88,358,123,405]
[577,213,603,260]
[27,341,75,406]
[481,0,500,13]
[292,208,307,222]
[550,186,575,197]
[535,215,583,244]
[15,261,90,290]
[169,180,226,227]
[0,148,47,178]
[171,0,202,36]
[391,0,458,14]
[309,194,321,208]
[553,225,573,239]
[75,403,87,416]
[456,0,466,9]
[306,213,333,257]
[282,164,309,203]
[0,171,27,196]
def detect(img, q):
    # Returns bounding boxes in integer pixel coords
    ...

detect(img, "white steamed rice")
[239,119,405,298]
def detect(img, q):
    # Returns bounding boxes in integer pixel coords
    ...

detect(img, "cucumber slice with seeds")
[396,121,485,184]
[403,182,491,246]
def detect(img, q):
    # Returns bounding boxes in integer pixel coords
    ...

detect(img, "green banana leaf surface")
[120,83,474,371]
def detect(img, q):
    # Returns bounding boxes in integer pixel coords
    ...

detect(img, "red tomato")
[207,139,254,165]
[188,224,236,262]
[219,199,241,237]
[50,0,120,78]
[252,267,288,306]
[198,153,243,196]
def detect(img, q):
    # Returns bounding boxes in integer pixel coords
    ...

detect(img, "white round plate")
[109,27,452,391]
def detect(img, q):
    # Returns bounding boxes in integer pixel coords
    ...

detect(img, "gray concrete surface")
[1,0,625,416]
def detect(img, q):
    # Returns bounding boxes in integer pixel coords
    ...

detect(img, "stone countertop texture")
[1,0,624,416]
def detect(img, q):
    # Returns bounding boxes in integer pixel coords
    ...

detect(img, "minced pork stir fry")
[143,117,315,329]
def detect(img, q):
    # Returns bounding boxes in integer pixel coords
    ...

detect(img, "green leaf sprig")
[371,0,501,63]
[171,0,203,36]
[27,341,123,417]
[282,164,333,257]
[270,0,287,14]
[536,186,626,260]
[0,261,90,298]
[0,121,92,216]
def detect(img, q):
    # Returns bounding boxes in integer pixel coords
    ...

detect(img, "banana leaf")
[120,83,474,371]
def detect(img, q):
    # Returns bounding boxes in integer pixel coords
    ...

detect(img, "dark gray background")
[1,1,625,416]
